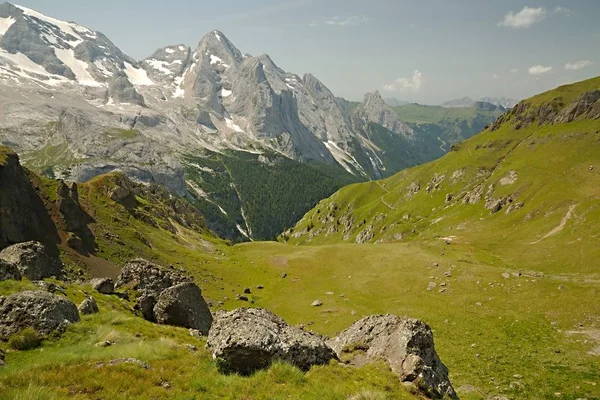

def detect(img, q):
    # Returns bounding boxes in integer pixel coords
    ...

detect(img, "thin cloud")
[509,68,519,74]
[554,6,572,16]
[324,16,369,26]
[565,60,593,70]
[499,6,546,28]
[383,70,423,93]
[529,65,552,75]
[492,73,500,80]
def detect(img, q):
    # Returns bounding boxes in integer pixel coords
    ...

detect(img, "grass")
[8,328,42,351]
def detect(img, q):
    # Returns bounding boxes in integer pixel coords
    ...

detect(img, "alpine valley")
[1,3,599,400]
[0,3,504,241]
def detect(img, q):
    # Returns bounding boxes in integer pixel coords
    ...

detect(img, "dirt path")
[532,204,577,244]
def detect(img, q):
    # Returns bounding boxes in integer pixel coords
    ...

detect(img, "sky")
[13,0,600,104]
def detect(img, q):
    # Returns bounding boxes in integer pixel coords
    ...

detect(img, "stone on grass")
[90,278,114,294]
[207,308,337,375]
[0,290,79,340]
[78,297,99,315]
[153,282,213,335]
[328,314,457,399]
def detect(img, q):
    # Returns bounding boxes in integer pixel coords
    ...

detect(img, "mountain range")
[441,96,517,109]
[0,2,503,240]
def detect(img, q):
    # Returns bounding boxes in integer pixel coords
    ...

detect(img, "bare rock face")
[554,90,600,123]
[153,282,213,334]
[207,308,337,374]
[0,259,21,281]
[0,290,80,340]
[327,315,457,399]
[0,241,62,280]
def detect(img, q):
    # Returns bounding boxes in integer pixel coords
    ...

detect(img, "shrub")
[9,327,42,350]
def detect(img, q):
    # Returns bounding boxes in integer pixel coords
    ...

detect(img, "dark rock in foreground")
[0,241,62,280]
[327,314,457,399]
[153,282,213,335]
[0,290,80,340]
[207,308,337,375]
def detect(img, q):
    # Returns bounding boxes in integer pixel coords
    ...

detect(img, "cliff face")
[0,147,59,249]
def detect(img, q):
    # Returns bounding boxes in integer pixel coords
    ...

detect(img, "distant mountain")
[0,3,506,241]
[441,96,517,109]
[392,102,505,152]
[384,97,410,107]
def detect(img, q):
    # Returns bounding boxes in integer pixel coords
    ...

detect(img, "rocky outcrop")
[0,259,21,281]
[0,290,80,340]
[153,282,213,334]
[351,91,414,138]
[554,90,600,123]
[0,241,62,280]
[0,149,60,250]
[207,308,337,374]
[78,297,99,315]
[328,315,456,399]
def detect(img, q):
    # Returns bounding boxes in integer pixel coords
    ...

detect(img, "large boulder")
[207,308,337,375]
[327,315,456,399]
[153,282,213,334]
[0,291,80,340]
[115,258,190,294]
[0,259,21,281]
[0,241,62,280]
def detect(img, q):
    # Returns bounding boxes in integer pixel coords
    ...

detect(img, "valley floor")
[1,238,598,399]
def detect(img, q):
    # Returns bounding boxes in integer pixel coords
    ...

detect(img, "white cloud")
[528,65,552,75]
[565,60,594,70]
[324,16,369,26]
[383,70,423,93]
[554,6,572,15]
[499,6,546,28]
[509,68,519,74]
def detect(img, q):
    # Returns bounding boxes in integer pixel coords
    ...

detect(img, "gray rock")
[0,241,62,280]
[0,259,21,281]
[90,278,114,294]
[327,314,457,399]
[0,348,5,367]
[0,290,80,340]
[135,290,157,321]
[116,258,190,294]
[78,297,99,315]
[153,282,213,334]
[311,300,323,307]
[207,308,337,374]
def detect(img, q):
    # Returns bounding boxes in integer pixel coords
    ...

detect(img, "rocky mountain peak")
[353,91,414,137]
[141,44,190,84]
[195,29,243,70]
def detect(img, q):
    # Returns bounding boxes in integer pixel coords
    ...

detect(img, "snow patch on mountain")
[0,16,15,35]
[124,62,153,85]
[54,48,102,87]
